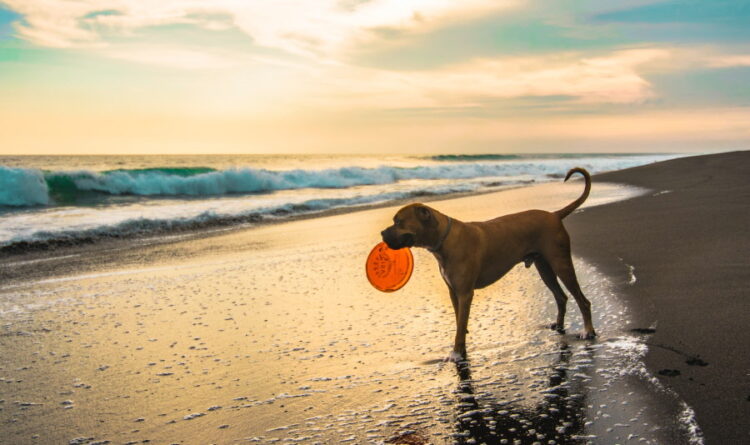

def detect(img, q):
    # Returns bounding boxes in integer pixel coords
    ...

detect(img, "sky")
[0,0,749,155]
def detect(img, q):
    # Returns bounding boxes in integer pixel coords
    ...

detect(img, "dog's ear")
[416,206,436,226]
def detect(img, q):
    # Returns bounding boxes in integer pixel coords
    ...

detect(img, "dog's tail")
[555,167,591,219]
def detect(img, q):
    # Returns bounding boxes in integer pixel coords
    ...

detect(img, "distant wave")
[428,153,647,162]
[430,154,522,162]
[0,162,574,207]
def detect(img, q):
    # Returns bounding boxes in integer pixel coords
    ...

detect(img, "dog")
[380,168,596,362]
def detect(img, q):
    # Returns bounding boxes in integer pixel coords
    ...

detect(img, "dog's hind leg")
[534,257,568,333]
[547,252,596,339]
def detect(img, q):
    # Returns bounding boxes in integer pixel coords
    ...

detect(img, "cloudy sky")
[1,0,749,154]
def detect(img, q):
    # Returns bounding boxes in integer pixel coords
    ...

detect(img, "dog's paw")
[549,323,566,334]
[444,351,464,363]
[578,331,597,340]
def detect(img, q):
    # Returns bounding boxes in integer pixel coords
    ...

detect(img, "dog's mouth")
[381,230,415,250]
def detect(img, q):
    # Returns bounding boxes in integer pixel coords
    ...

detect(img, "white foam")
[678,401,705,445]
[627,264,637,285]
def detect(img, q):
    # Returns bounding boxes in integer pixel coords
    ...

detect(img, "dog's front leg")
[448,289,459,326]
[446,290,473,362]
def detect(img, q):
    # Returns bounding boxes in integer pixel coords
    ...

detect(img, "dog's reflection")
[451,342,590,445]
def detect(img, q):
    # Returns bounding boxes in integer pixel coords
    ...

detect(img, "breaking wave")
[0,163,553,207]
[0,166,50,207]
[0,183,482,253]
[0,153,683,252]
[1,164,480,207]
[0,156,668,208]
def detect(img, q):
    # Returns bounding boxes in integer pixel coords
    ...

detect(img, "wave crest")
[0,167,50,206]
[1,163,538,206]
[0,154,679,207]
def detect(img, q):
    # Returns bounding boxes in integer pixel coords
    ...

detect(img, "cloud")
[637,46,750,72]
[5,1,747,120]
[104,46,240,70]
[2,0,519,58]
[705,55,750,68]
[305,48,670,109]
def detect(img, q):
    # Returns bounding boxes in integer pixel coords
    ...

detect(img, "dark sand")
[565,151,750,444]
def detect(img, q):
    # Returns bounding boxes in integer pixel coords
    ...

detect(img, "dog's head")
[380,203,440,250]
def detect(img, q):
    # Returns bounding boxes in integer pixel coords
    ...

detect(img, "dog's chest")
[438,262,453,289]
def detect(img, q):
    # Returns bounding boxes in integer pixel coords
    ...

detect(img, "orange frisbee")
[366,242,414,292]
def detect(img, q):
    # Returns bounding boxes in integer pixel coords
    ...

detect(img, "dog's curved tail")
[555,167,591,219]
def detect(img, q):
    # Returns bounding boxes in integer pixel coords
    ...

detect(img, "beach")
[565,150,750,444]
[0,151,746,444]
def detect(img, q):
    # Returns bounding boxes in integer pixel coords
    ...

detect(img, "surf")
[0,155,673,208]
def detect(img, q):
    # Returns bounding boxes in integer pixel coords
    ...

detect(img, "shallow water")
[0,183,702,445]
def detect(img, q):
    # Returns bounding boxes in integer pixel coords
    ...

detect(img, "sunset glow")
[1,0,748,154]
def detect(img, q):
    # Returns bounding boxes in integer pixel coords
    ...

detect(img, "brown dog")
[380,168,596,362]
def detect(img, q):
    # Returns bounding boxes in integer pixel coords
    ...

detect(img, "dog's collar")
[428,216,453,253]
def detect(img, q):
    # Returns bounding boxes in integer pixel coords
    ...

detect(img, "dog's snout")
[380,227,393,246]
[380,226,414,250]
[380,227,391,242]
[380,226,403,249]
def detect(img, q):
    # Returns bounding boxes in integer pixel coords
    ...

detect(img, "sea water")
[0,153,681,251]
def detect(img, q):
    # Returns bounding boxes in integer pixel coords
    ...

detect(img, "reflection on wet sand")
[451,342,589,445]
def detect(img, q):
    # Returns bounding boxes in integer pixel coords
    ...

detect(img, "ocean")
[0,153,682,252]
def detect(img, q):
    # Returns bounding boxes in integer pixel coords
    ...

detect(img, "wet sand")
[565,150,750,444]
[0,176,708,444]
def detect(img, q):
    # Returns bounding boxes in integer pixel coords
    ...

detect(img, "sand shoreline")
[565,150,750,444]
